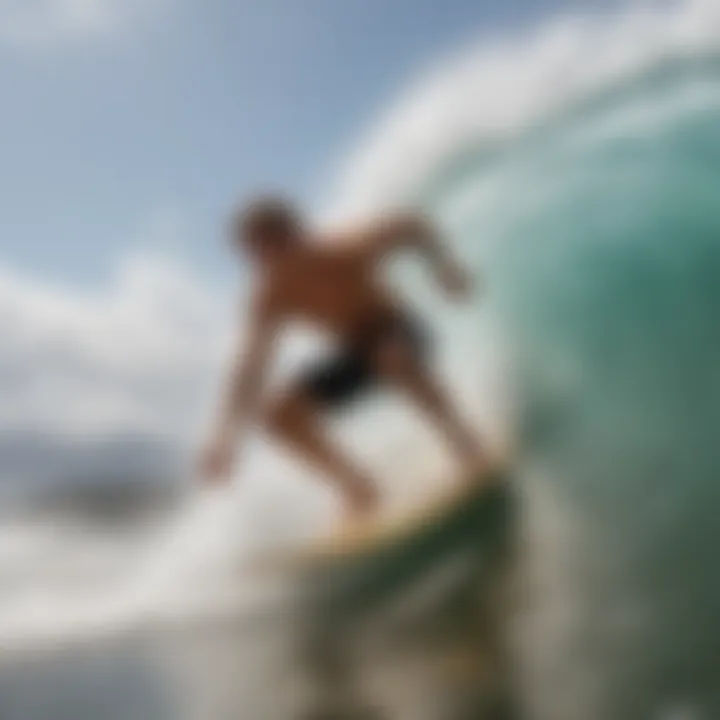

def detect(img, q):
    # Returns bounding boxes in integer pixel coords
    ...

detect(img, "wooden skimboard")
[258,468,517,618]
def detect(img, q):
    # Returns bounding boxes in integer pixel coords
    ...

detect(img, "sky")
[0,0,622,286]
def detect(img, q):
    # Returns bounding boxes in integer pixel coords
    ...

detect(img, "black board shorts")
[300,312,430,408]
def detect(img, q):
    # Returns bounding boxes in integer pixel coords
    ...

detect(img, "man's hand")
[434,259,476,301]
[199,430,237,485]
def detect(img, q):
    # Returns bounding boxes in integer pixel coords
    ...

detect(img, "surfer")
[200,197,488,520]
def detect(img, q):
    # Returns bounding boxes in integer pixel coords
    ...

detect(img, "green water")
[422,57,720,718]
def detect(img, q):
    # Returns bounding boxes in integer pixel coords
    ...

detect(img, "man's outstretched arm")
[201,296,278,483]
[360,212,476,299]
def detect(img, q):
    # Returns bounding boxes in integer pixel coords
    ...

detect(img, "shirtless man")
[201,197,487,520]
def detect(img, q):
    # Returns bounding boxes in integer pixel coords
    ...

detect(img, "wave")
[322,1,720,716]
[324,0,720,220]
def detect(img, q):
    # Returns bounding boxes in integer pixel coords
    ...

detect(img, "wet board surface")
[260,469,518,619]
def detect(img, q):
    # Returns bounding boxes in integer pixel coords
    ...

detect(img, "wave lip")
[324,0,720,221]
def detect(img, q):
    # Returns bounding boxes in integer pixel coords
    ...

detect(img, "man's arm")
[201,295,278,483]
[360,212,476,299]
[219,315,275,429]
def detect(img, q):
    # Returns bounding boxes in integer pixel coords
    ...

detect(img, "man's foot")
[340,482,380,529]
[462,450,499,488]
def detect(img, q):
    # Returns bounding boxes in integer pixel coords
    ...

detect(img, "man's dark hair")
[235,196,303,243]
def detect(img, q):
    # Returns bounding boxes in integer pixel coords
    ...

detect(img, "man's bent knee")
[263,392,312,437]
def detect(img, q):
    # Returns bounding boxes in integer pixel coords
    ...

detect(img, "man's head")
[232,196,304,264]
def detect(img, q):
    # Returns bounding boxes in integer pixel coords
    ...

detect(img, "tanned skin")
[200,203,488,522]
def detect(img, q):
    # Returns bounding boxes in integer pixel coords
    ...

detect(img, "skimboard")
[259,468,517,618]
[262,469,520,720]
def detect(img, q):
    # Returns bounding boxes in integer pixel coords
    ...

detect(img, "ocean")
[2,1,720,718]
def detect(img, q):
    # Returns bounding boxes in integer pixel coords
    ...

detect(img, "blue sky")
[0,0,621,285]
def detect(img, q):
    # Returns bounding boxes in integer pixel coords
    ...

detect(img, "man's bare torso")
[260,234,400,341]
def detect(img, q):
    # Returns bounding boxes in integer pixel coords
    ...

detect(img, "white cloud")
[0,221,226,440]
[0,0,160,47]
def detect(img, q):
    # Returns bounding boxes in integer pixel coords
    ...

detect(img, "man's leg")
[264,389,379,520]
[374,342,489,479]
[401,368,488,472]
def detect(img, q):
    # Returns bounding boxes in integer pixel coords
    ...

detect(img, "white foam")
[0,488,263,651]
[322,0,720,223]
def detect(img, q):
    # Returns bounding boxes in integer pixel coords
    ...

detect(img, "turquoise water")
[423,56,720,718]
